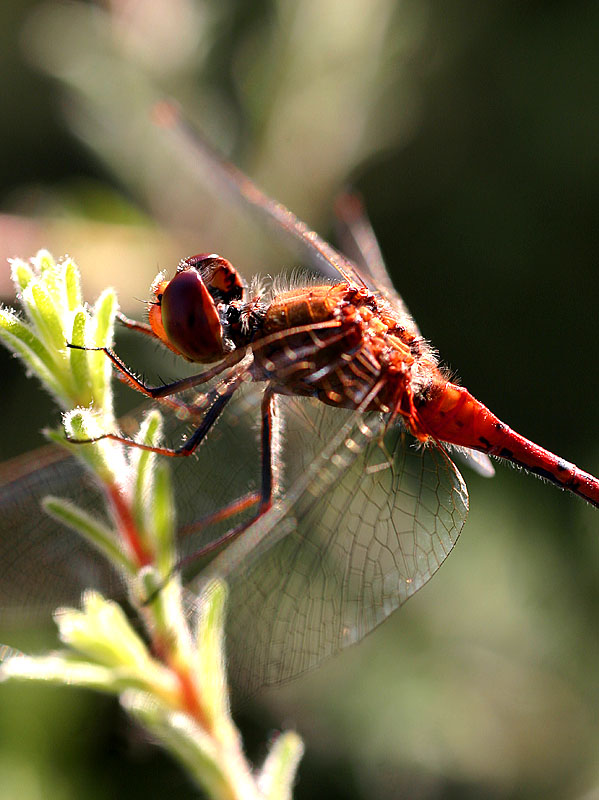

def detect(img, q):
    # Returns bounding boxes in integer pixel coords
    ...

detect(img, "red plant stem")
[106,484,209,729]
[105,482,153,567]
[173,660,211,730]
[152,631,211,731]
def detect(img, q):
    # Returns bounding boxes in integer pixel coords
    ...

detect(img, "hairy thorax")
[251,283,444,417]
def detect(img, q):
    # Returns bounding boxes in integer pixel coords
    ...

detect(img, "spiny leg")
[68,369,281,567]
[115,310,157,339]
[67,341,247,399]
[68,317,346,401]
[175,387,280,568]
[67,373,244,456]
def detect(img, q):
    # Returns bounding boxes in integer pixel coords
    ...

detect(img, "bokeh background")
[1,1,599,798]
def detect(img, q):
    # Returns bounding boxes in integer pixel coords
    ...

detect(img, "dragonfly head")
[149,254,246,363]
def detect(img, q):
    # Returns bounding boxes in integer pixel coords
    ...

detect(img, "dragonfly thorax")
[250,281,442,420]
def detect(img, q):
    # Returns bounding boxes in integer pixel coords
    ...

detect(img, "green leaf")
[90,287,117,408]
[195,579,229,727]
[152,463,176,575]
[9,258,34,292]
[69,309,92,400]
[63,256,83,311]
[29,281,67,354]
[259,732,304,800]
[42,496,135,575]
[0,308,69,402]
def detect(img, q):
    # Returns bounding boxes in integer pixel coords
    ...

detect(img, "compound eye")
[180,254,245,303]
[161,268,225,362]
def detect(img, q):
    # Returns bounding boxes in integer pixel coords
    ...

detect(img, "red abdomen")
[416,382,599,508]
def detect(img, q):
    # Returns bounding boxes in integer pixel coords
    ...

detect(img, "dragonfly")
[1,104,598,694]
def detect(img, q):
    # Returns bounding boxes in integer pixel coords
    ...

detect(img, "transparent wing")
[0,381,267,617]
[0,388,468,693]
[453,446,496,478]
[160,105,371,289]
[332,191,495,480]
[191,396,469,694]
[0,383,374,616]
[0,446,122,617]
[333,190,417,320]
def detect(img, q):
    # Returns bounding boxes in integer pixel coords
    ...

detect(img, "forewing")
[162,107,371,289]
[0,380,267,618]
[0,384,468,695]
[0,383,369,619]
[195,397,469,694]
[0,447,121,617]
[333,192,416,317]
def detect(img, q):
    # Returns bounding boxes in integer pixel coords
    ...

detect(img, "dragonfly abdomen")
[417,382,599,508]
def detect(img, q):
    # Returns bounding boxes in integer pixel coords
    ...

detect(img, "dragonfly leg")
[116,310,157,339]
[175,387,279,567]
[67,342,247,398]
[68,374,244,456]
[177,377,388,571]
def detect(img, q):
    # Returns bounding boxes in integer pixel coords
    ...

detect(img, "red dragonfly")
[1,105,598,693]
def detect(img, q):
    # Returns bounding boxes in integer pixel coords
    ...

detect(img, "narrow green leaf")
[36,250,64,315]
[124,697,243,800]
[31,282,67,351]
[1,652,127,692]
[195,579,229,726]
[57,592,160,673]
[152,463,176,575]
[36,249,57,275]
[0,310,69,402]
[0,307,58,373]
[64,257,83,311]
[61,409,127,486]
[259,732,304,800]
[43,497,135,575]
[92,288,116,348]
[90,288,117,408]
[9,258,34,292]
[69,310,92,401]
[136,567,168,626]
[131,410,162,536]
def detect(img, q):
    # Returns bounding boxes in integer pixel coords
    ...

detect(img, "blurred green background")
[1,1,599,798]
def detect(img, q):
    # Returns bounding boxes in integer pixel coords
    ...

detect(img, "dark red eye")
[180,254,245,303]
[161,268,225,363]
